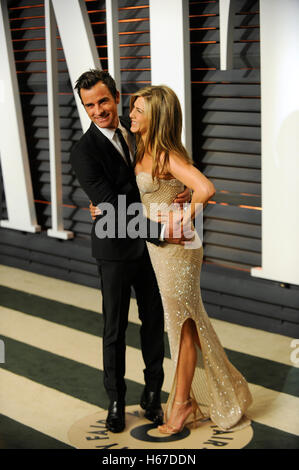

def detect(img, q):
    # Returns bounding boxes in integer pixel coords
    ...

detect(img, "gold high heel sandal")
[158,398,198,435]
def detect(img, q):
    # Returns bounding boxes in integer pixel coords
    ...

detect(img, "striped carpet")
[0,264,298,449]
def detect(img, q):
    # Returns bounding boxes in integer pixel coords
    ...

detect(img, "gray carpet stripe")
[0,285,298,397]
[0,414,73,449]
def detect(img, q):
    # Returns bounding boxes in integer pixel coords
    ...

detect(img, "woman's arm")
[167,152,215,225]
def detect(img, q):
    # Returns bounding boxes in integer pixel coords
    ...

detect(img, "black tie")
[115,128,131,167]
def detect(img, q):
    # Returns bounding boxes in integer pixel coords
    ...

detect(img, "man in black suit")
[70,70,189,433]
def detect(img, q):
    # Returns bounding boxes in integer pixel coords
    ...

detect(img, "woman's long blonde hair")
[130,85,192,179]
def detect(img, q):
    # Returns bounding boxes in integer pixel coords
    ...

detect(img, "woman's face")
[129,96,149,137]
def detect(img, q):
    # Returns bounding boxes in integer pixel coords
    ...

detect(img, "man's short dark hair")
[74,69,118,102]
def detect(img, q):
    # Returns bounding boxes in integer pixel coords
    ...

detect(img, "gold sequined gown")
[136,172,253,431]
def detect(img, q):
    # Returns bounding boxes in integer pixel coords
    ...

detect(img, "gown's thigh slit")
[138,174,253,431]
[164,317,207,424]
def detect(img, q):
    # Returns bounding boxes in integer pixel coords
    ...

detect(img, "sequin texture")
[136,172,253,431]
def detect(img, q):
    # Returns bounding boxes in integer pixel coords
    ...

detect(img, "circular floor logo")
[68,405,253,449]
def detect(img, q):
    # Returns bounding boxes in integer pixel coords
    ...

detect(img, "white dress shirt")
[94,121,166,241]
[94,121,134,165]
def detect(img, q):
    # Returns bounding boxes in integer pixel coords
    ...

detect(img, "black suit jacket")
[70,117,162,261]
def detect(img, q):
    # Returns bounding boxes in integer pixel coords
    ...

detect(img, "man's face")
[80,81,120,129]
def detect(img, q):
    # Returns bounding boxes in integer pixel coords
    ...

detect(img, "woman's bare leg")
[159,319,200,431]
[174,318,198,401]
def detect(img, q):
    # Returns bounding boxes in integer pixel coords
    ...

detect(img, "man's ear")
[115,90,120,104]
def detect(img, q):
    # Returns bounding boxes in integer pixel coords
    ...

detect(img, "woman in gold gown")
[129,85,252,435]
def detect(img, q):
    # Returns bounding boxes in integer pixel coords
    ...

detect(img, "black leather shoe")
[140,388,163,425]
[106,401,125,433]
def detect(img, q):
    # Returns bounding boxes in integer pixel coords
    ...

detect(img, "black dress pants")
[96,248,165,403]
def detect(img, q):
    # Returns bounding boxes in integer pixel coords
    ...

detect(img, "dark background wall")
[0,0,298,337]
